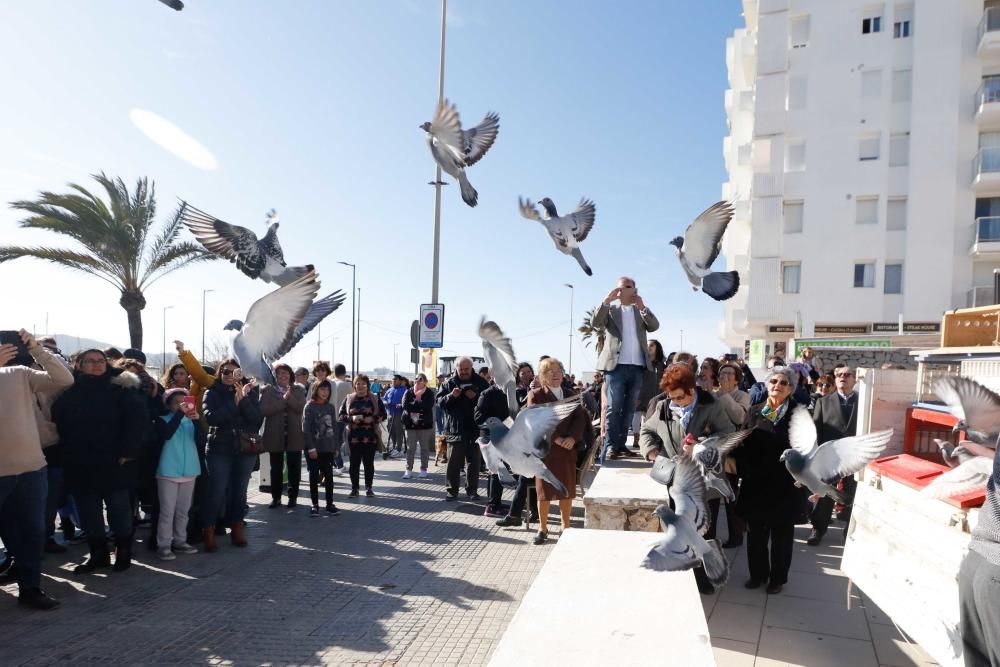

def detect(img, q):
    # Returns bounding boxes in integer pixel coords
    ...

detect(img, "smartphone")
[0,330,33,368]
[182,396,197,411]
[723,353,738,362]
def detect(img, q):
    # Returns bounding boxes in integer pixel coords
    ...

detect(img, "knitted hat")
[163,387,190,406]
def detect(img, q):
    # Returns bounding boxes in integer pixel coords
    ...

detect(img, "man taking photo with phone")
[0,328,73,610]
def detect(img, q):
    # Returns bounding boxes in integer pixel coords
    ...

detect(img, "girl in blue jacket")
[154,388,204,560]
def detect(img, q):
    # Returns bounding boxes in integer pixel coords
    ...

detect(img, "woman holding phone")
[338,374,385,497]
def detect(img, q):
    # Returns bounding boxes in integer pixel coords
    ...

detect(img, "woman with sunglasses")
[809,374,836,411]
[729,366,803,594]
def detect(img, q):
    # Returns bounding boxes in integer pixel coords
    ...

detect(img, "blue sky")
[0,0,743,374]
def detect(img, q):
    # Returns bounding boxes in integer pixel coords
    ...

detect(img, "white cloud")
[128,108,218,171]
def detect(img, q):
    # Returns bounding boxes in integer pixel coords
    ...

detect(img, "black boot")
[75,538,111,574]
[113,538,133,572]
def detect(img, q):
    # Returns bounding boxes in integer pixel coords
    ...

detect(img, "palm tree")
[1,172,217,349]
[578,307,607,355]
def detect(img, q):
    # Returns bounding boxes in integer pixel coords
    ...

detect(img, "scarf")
[761,399,789,424]
[413,386,427,400]
[669,392,699,432]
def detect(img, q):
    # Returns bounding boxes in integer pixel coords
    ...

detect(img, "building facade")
[721,0,1000,351]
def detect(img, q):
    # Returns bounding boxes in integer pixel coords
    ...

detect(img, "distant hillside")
[51,334,180,371]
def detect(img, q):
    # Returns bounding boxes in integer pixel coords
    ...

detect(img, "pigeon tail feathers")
[702,271,740,301]
[458,172,478,207]
[701,539,729,588]
[571,247,593,276]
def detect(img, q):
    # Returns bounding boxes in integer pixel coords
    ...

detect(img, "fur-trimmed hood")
[111,369,142,390]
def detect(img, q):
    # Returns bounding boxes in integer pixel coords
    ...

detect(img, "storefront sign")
[794,339,892,356]
[748,340,765,368]
[814,324,871,335]
[767,324,795,334]
[871,321,941,333]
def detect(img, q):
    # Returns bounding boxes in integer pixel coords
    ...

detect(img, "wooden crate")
[941,305,1000,347]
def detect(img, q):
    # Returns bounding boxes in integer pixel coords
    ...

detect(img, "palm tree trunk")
[119,290,147,350]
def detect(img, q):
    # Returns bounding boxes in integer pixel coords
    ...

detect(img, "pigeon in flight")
[481,396,583,497]
[641,455,729,589]
[180,203,313,286]
[222,270,324,383]
[158,0,183,9]
[922,455,995,499]
[479,437,518,490]
[519,196,596,276]
[782,406,893,504]
[420,100,499,207]
[479,317,519,416]
[933,438,996,467]
[690,430,754,502]
[669,201,740,301]
[932,376,1000,446]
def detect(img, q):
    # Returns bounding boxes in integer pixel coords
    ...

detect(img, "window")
[785,139,806,172]
[884,263,903,294]
[790,15,810,48]
[889,133,910,166]
[859,133,881,161]
[887,197,907,230]
[782,263,801,294]
[787,76,807,110]
[861,69,882,98]
[854,263,876,288]
[862,16,882,34]
[892,69,912,102]
[783,200,804,233]
[893,20,911,37]
[737,143,752,166]
[856,196,879,225]
[894,4,913,38]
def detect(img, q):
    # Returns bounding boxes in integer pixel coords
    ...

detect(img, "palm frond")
[143,200,184,275]
[579,307,607,355]
[0,245,123,291]
[140,242,217,289]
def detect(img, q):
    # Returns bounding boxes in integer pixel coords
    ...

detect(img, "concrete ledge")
[488,529,716,666]
[583,462,668,531]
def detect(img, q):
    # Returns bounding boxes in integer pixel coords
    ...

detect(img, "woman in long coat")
[259,363,307,508]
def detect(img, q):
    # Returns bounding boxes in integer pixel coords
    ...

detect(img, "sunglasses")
[220,369,236,377]
[817,383,831,389]
[768,379,790,387]
[835,373,855,378]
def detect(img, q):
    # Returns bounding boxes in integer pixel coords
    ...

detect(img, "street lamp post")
[201,289,214,360]
[430,0,447,304]
[393,342,399,375]
[162,305,174,371]
[357,287,362,374]
[564,283,574,375]
[338,261,356,377]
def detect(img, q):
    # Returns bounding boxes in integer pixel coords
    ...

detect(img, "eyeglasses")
[835,373,855,378]
[768,379,790,387]
[667,392,688,401]
[816,383,831,389]
[80,358,106,366]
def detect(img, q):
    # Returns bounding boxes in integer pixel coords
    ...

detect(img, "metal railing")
[975,147,1000,178]
[978,78,1000,112]
[968,286,995,307]
[978,216,1000,243]
[980,7,1000,42]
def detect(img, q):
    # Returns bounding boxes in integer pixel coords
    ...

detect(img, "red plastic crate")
[868,454,985,508]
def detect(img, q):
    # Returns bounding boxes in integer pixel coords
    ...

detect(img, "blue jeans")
[602,363,645,460]
[205,452,256,526]
[0,468,48,590]
[75,488,132,542]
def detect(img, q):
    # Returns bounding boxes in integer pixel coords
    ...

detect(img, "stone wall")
[813,348,917,373]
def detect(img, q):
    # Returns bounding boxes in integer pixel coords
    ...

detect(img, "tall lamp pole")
[201,289,214,360]
[338,261,356,377]
[564,283,574,375]
[356,287,362,374]
[393,342,400,375]
[430,0,447,304]
[162,305,174,371]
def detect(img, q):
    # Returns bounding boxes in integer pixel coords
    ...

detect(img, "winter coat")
[154,412,204,478]
[259,384,307,453]
[303,401,338,454]
[383,385,407,417]
[51,369,149,493]
[730,400,803,525]
[402,388,435,430]
[436,373,490,441]
[474,384,511,439]
[203,382,264,457]
[638,388,736,461]
[178,349,214,418]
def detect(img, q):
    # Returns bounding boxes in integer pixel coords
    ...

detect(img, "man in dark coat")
[807,364,859,546]
[475,383,511,517]
[437,357,490,500]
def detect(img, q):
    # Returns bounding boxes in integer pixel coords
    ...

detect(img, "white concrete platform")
[488,528,716,667]
[582,459,668,531]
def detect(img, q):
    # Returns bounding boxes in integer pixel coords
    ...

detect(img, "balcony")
[971,217,1000,258]
[973,147,1000,192]
[979,7,1000,60]
[976,79,1000,127]
[968,285,997,308]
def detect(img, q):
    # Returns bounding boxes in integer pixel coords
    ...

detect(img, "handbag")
[237,430,261,456]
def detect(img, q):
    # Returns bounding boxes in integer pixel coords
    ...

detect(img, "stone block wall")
[813,348,917,373]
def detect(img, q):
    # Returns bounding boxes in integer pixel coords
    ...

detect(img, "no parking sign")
[418,303,445,348]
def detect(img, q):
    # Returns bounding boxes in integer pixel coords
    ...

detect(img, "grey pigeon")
[669,201,740,301]
[691,430,753,502]
[481,396,583,497]
[934,438,980,467]
[922,456,995,499]
[642,455,729,588]
[479,438,517,490]
[781,405,893,504]
[519,196,595,276]
[479,317,519,416]
[222,270,322,382]
[158,0,183,8]
[932,376,1000,446]
[420,100,499,207]
[180,203,313,286]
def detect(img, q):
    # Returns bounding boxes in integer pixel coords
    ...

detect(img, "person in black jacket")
[475,382,511,518]
[201,360,262,552]
[436,357,490,500]
[401,374,436,479]
[51,350,149,574]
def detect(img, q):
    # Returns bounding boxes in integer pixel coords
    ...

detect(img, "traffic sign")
[418,304,445,348]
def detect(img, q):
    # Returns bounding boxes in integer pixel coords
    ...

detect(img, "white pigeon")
[932,376,1000,445]
[479,317,519,416]
[420,100,499,207]
[481,396,583,497]
[180,203,313,286]
[518,196,595,276]
[669,201,740,301]
[781,406,893,503]
[922,456,995,499]
[479,438,518,490]
[642,455,729,589]
[222,270,322,382]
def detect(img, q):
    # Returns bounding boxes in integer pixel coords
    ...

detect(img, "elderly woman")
[339,374,386,497]
[640,362,735,593]
[729,366,802,594]
[260,363,308,509]
[716,362,751,548]
[527,358,591,545]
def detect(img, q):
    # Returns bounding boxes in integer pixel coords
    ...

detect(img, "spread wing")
[693,429,754,470]
[566,198,596,243]
[180,201,265,279]
[272,290,346,361]
[810,429,894,484]
[240,271,320,362]
[479,317,518,410]
[668,455,709,533]
[462,111,499,166]
[510,396,582,458]
[641,507,700,572]
[431,99,465,156]
[922,456,995,499]
[682,201,734,270]
[518,197,544,223]
[933,376,1000,434]
[788,405,819,457]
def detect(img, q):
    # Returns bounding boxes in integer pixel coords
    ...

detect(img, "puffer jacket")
[203,382,264,457]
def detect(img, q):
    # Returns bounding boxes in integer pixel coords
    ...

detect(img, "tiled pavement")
[1,455,941,666]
